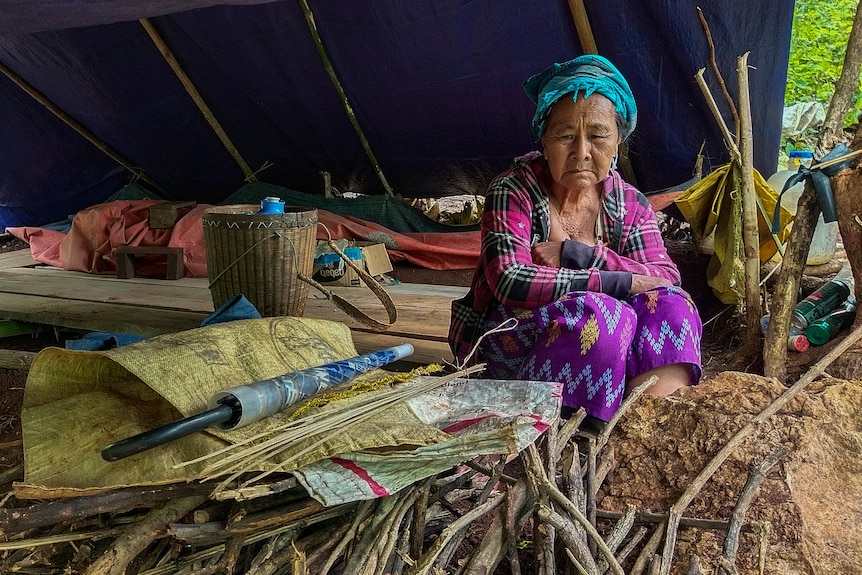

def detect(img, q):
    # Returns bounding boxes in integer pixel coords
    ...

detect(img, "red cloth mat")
[8,200,481,277]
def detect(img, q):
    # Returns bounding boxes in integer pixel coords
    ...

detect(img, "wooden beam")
[566,0,598,53]
[0,348,37,370]
[139,18,256,182]
[0,61,165,195]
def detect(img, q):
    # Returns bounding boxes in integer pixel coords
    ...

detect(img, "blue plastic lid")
[789,150,813,159]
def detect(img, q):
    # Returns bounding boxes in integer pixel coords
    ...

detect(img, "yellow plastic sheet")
[674,164,793,304]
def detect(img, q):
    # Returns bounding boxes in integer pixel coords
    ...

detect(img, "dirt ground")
[0,229,840,487]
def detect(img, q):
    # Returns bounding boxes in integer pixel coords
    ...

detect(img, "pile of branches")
[3,327,859,574]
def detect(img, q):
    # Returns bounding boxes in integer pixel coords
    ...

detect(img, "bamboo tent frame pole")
[564,0,639,189]
[735,52,763,354]
[0,60,166,196]
[298,0,394,197]
[566,0,598,53]
[139,18,257,182]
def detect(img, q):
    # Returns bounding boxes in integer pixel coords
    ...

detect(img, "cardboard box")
[311,241,392,287]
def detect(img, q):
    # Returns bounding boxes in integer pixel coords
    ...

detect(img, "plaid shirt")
[448,151,680,362]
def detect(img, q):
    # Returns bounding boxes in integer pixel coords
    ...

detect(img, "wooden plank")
[0,250,38,270]
[0,348,37,370]
[0,268,466,340]
[0,292,205,337]
[0,267,465,362]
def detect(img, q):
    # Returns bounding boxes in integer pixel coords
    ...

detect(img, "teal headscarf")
[523,54,637,141]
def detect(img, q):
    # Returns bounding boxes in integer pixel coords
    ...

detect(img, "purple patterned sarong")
[477,286,702,421]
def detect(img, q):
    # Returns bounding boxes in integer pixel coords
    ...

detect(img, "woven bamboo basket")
[202,205,318,317]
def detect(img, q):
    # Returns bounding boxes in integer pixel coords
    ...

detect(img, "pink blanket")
[8,200,480,277]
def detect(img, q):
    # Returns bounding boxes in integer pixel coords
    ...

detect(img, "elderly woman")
[448,55,702,423]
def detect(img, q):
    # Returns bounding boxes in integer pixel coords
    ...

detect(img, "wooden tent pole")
[735,52,763,356]
[139,18,257,182]
[298,0,394,196]
[565,0,639,188]
[566,0,598,53]
[0,60,166,196]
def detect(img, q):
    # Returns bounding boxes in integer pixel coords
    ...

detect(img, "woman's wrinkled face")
[540,92,621,192]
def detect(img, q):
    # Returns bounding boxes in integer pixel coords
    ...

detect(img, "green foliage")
[787,0,862,125]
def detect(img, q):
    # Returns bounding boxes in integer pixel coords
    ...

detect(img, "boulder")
[599,371,862,574]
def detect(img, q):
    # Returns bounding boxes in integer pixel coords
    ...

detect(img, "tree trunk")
[825,125,862,379]
[820,0,862,151]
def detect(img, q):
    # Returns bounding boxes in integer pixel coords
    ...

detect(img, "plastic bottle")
[259,196,285,214]
[760,314,810,352]
[766,150,838,265]
[805,298,857,346]
[791,263,855,330]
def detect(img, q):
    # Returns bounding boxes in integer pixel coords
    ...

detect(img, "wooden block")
[148,201,196,229]
[116,246,184,280]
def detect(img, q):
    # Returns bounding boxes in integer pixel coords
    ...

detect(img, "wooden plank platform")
[0,266,466,365]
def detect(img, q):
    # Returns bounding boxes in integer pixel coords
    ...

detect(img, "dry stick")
[523,444,595,575]
[719,446,788,573]
[566,0,598,52]
[305,521,352,569]
[298,0,394,196]
[768,4,862,375]
[564,440,588,545]
[82,494,208,575]
[406,493,506,575]
[615,526,647,571]
[543,427,559,575]
[596,509,743,532]
[686,555,706,575]
[596,375,657,451]
[461,478,533,575]
[595,504,636,575]
[139,18,255,182]
[735,52,763,356]
[595,444,615,488]
[388,510,413,574]
[555,407,587,462]
[585,438,597,557]
[542,475,626,575]
[657,324,862,575]
[696,7,740,143]
[539,505,598,575]
[521,444,555,575]
[504,483,524,575]
[342,495,399,575]
[694,69,741,164]
[434,462,503,570]
[409,479,431,560]
[318,499,375,575]
[368,490,420,575]
[0,61,165,195]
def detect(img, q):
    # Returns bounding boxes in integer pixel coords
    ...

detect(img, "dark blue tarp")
[0,0,794,229]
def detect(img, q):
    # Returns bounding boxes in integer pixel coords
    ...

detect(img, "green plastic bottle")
[805,298,857,346]
[791,263,855,330]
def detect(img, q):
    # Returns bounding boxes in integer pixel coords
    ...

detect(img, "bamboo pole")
[566,0,598,53]
[139,18,256,182]
[735,52,762,354]
[298,0,394,196]
[0,60,165,195]
[564,0,639,188]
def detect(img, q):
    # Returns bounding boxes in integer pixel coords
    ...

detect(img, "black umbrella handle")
[101,402,236,462]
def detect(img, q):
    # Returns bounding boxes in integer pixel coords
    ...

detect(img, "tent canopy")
[0,0,794,229]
